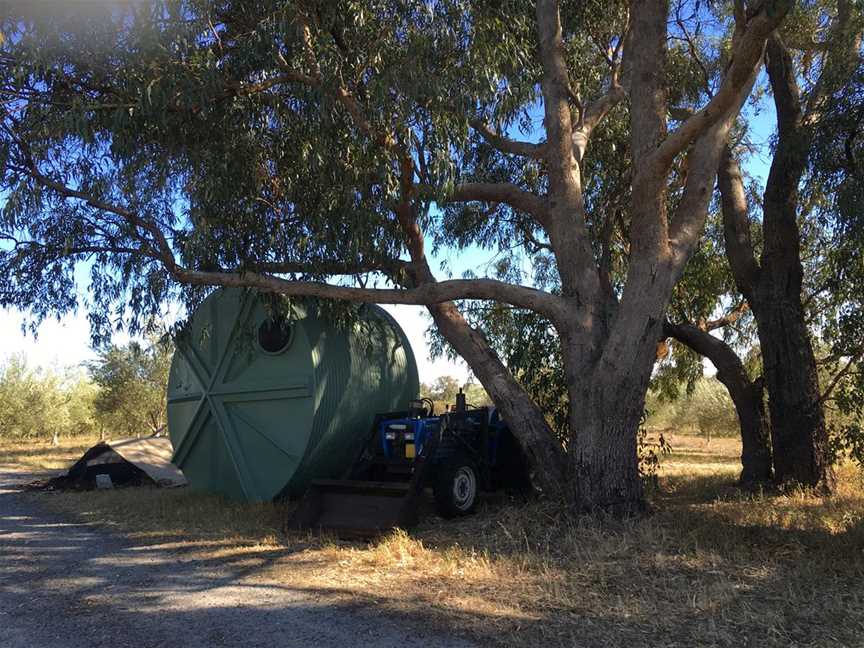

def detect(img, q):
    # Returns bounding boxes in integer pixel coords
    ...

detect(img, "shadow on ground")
[5,466,864,648]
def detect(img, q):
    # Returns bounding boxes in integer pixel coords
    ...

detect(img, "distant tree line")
[0,338,171,444]
[420,375,491,414]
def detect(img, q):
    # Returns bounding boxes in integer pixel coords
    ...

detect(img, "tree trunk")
[717,33,836,490]
[392,195,568,497]
[751,290,833,489]
[391,189,568,497]
[564,288,667,515]
[664,320,773,484]
[427,301,568,497]
[569,384,646,515]
[731,378,771,485]
[756,39,833,489]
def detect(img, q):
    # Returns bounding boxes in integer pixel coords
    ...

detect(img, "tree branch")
[0,236,147,259]
[275,19,395,151]
[761,34,808,277]
[469,119,547,159]
[581,84,627,136]
[13,157,565,318]
[572,83,626,163]
[535,0,578,196]
[818,349,864,405]
[668,36,762,268]
[664,319,741,373]
[647,1,791,172]
[628,0,667,168]
[174,269,566,318]
[449,182,547,222]
[597,208,619,302]
[705,300,749,331]
[765,35,802,139]
[718,144,760,295]
[249,258,410,279]
[533,0,603,305]
[517,220,554,253]
[673,2,712,96]
[803,0,862,123]
[10,140,177,269]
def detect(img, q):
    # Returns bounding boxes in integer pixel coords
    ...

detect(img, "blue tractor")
[291,390,530,536]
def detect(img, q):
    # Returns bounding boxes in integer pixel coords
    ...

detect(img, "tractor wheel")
[434,453,479,518]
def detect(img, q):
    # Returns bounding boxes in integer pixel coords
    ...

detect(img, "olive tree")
[87,338,172,438]
[0,355,98,443]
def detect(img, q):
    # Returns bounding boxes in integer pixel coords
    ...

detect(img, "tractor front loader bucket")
[288,424,438,539]
[288,479,421,539]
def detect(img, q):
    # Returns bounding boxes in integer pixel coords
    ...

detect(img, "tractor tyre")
[434,452,479,518]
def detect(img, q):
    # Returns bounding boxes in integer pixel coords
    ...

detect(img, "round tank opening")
[257,317,294,354]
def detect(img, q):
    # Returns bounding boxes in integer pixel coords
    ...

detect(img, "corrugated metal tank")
[166,288,419,502]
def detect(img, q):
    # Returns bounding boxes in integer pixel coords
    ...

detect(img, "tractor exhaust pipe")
[455,388,466,412]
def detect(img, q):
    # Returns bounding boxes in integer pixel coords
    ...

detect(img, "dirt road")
[0,471,475,648]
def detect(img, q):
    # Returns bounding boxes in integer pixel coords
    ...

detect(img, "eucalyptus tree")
[0,0,790,512]
[798,19,864,467]
[716,0,862,489]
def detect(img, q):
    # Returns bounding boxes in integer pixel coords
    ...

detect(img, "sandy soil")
[0,470,475,648]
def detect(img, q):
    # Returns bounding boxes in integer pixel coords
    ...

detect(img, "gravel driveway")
[0,471,475,648]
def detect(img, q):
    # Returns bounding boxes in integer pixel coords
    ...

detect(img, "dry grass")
[11,432,864,647]
[0,435,103,473]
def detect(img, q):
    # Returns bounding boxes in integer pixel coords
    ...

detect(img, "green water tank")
[166,288,419,502]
